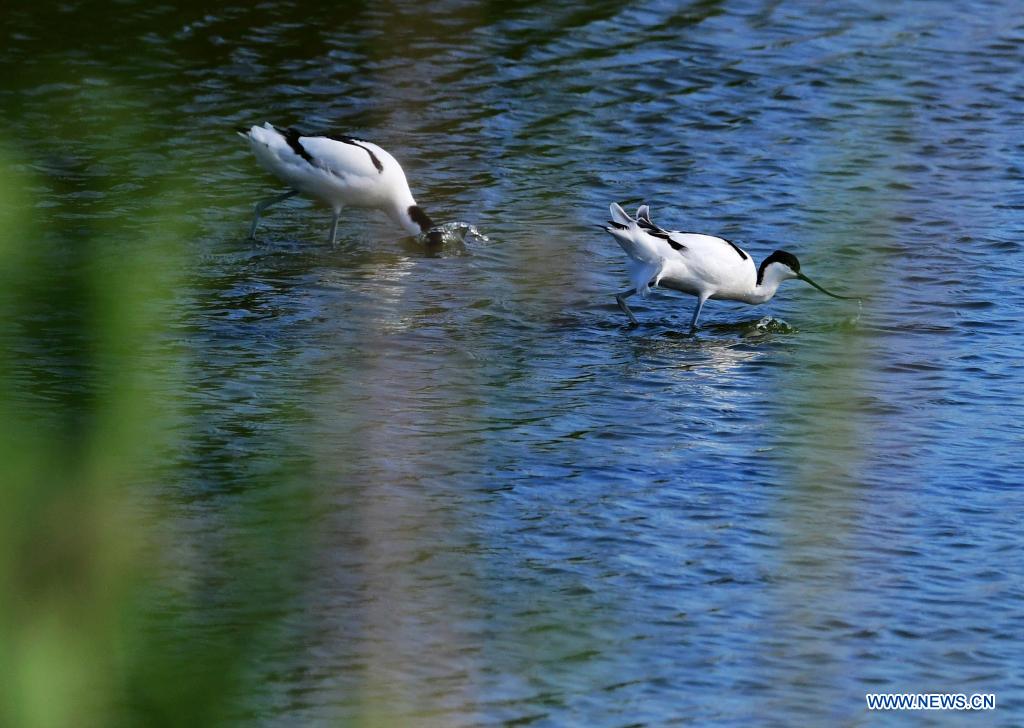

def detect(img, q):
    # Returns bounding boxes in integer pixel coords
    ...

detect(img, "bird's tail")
[236,122,279,141]
[601,202,639,238]
[608,202,659,231]
[598,203,632,242]
[608,202,635,228]
[601,202,663,297]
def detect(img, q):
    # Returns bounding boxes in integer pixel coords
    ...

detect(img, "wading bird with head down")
[601,203,855,333]
[238,123,441,245]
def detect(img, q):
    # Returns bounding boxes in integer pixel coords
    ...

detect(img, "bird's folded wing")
[297,136,387,179]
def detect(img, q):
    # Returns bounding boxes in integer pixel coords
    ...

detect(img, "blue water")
[3,0,1023,724]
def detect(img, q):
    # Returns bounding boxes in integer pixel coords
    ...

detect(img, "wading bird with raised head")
[238,123,441,245]
[601,203,855,333]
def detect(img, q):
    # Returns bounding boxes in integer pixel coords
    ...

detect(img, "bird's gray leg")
[689,294,709,335]
[249,190,298,239]
[328,208,341,247]
[615,288,639,327]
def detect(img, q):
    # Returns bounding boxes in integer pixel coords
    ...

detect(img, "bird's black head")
[408,204,444,246]
[408,205,434,232]
[759,249,857,300]
[757,249,801,284]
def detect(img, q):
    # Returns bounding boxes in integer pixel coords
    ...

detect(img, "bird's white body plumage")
[239,123,433,241]
[601,203,851,331]
[605,203,777,305]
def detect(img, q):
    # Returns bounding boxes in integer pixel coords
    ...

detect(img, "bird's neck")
[747,265,788,303]
[392,202,433,237]
[746,281,780,304]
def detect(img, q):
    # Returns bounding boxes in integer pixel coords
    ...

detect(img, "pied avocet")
[238,123,440,245]
[601,203,855,332]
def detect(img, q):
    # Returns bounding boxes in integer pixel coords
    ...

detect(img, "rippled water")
[4,0,1024,724]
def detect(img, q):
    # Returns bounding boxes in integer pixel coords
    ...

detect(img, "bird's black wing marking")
[651,224,747,259]
[638,219,686,252]
[322,133,385,173]
[283,127,316,165]
[281,128,385,175]
[639,214,747,259]
[606,218,686,251]
[660,233,686,252]
[722,238,749,260]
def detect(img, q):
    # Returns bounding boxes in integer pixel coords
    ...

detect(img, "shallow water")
[3,0,1024,724]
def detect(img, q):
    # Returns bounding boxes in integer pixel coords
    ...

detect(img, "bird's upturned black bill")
[798,273,858,300]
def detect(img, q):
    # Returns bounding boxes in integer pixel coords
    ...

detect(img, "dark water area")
[2,0,1023,724]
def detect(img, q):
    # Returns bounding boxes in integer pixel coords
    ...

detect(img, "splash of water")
[420,221,489,247]
[753,316,796,334]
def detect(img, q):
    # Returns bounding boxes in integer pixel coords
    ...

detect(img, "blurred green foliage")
[0,85,311,727]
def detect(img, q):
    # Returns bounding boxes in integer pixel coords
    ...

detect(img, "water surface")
[2,0,1023,724]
